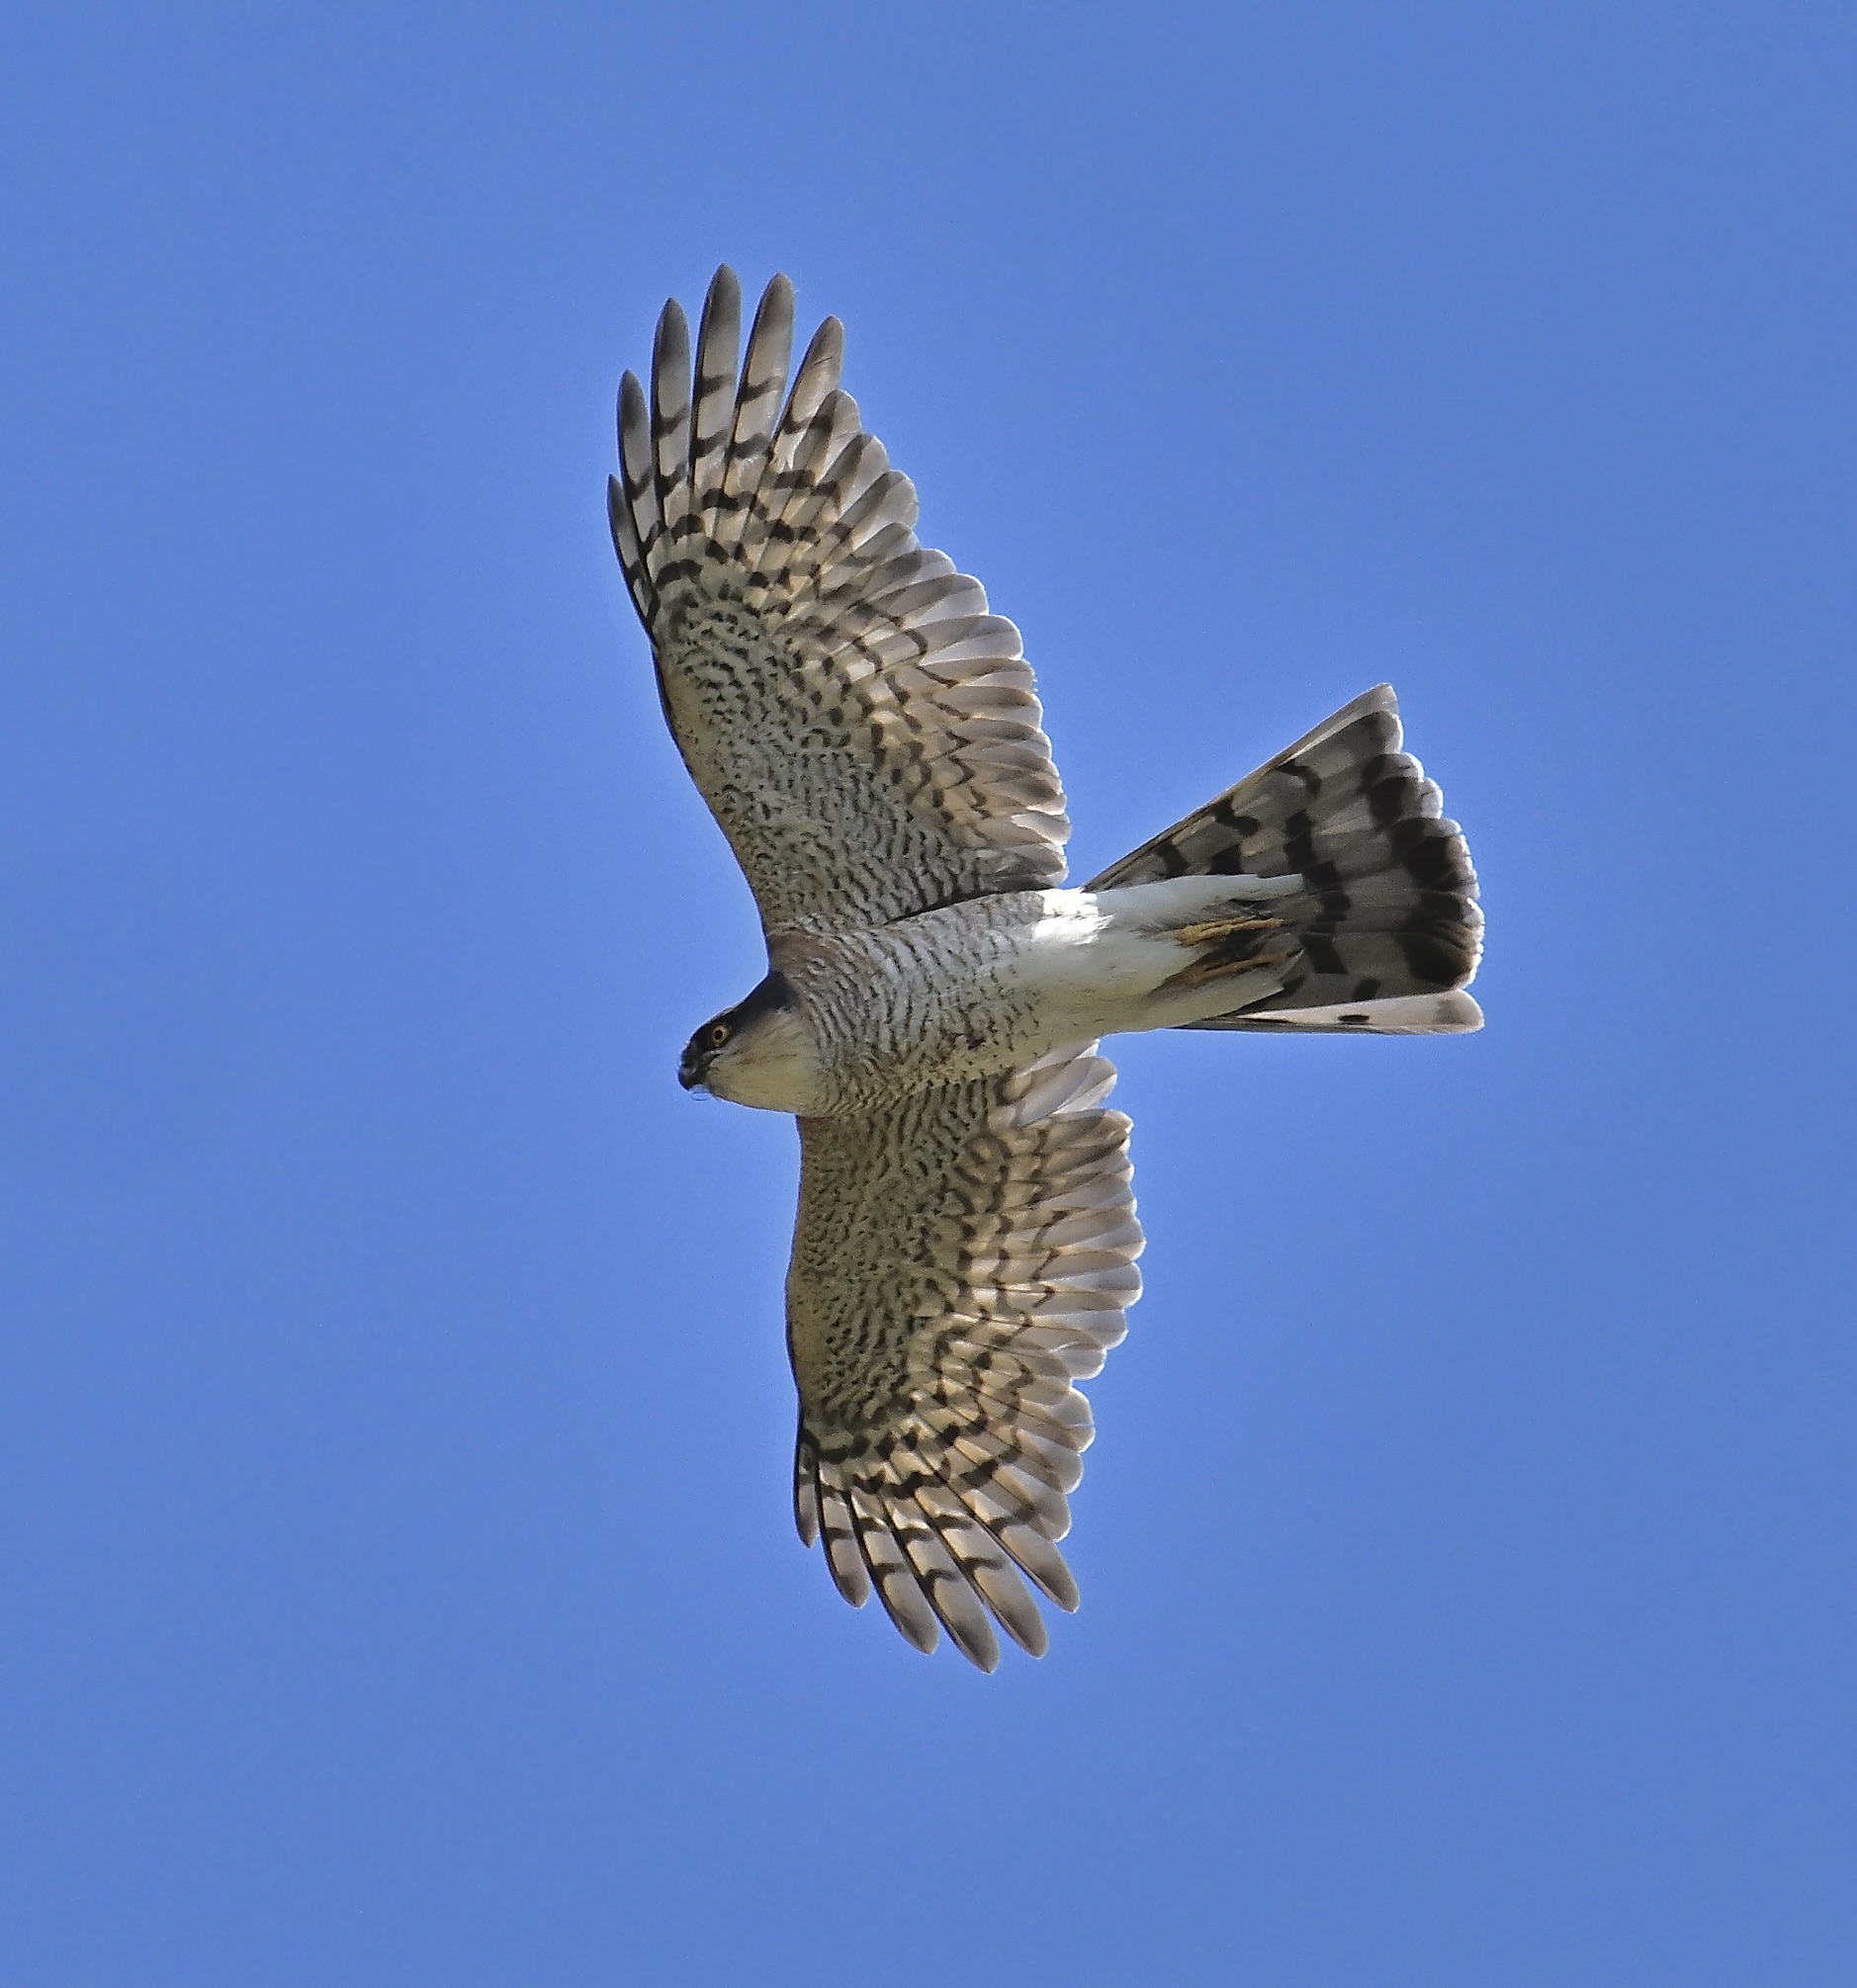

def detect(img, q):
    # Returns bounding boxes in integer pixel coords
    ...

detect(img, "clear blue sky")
[3,4,1852,1983]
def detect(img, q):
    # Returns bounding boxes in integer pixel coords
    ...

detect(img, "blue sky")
[3,4,1852,1982]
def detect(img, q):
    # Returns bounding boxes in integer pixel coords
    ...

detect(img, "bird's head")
[677,970,818,1112]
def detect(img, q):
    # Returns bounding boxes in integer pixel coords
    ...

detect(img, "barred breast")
[770,895,1052,1114]
[771,879,1286,1114]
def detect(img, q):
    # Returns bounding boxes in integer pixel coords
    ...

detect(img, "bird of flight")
[610,268,1482,1670]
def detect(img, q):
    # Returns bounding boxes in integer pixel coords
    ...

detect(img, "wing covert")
[785,1044,1141,1669]
[610,267,1071,935]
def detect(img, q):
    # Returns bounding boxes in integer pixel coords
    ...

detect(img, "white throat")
[705,1005,824,1114]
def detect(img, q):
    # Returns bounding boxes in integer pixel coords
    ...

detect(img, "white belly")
[1004,876,1306,1040]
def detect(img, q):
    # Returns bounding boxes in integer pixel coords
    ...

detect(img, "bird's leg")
[1157,907,1295,994]
[1168,912,1284,949]
[1158,947,1294,994]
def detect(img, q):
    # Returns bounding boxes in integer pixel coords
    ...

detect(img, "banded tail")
[1088,685,1483,1034]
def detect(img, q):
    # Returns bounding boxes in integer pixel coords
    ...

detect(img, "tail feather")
[1188,991,1484,1035]
[1090,686,1483,1035]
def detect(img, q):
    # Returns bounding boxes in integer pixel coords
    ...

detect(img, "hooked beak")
[677,1049,707,1092]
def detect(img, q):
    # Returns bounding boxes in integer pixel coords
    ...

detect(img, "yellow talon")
[1170,914,1284,948]
[1158,948,1293,994]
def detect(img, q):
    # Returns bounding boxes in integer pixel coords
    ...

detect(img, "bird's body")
[704,873,1447,1118]
[612,267,1483,1668]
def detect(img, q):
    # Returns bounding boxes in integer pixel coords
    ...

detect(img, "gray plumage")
[611,267,1483,1669]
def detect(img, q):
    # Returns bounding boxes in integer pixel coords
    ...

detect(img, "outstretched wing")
[610,267,1070,936]
[785,1045,1141,1670]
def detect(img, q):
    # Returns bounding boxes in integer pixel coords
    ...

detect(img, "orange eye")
[709,1023,730,1047]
